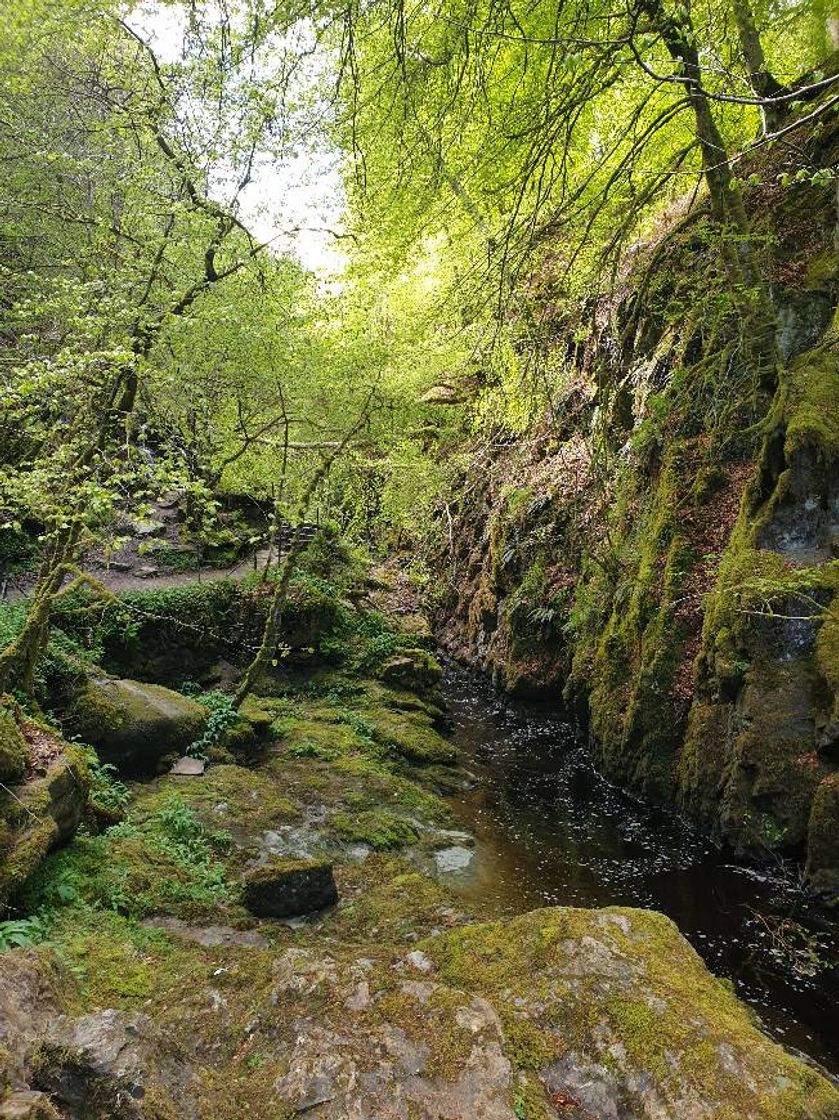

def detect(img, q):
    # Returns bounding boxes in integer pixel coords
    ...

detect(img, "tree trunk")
[639,0,778,387]
[731,0,786,132]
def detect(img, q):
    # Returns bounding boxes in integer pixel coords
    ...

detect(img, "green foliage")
[82,747,131,815]
[185,691,239,758]
[25,795,235,920]
[0,912,49,952]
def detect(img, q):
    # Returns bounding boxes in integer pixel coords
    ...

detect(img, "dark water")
[438,663,839,1076]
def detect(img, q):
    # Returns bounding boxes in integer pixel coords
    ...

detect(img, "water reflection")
[439,661,839,1074]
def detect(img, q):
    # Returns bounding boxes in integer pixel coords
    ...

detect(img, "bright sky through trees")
[133,0,346,275]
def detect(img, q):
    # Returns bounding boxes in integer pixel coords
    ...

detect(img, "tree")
[0,0,350,691]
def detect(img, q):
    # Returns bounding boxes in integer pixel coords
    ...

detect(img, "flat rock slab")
[142,918,266,948]
[170,757,205,776]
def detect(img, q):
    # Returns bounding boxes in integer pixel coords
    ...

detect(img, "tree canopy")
[1,0,837,688]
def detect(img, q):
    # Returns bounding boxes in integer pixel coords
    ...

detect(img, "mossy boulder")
[68,678,207,773]
[0,701,28,784]
[424,905,839,1119]
[366,708,458,766]
[242,857,337,918]
[222,693,276,753]
[377,648,442,693]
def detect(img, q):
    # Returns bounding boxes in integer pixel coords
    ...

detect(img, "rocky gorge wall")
[426,105,839,895]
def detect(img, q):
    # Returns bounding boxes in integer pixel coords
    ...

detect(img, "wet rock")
[434,845,474,874]
[34,1009,201,1120]
[68,678,206,772]
[243,856,337,918]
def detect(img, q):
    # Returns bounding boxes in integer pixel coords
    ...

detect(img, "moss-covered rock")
[0,734,89,905]
[424,905,839,1119]
[330,808,421,850]
[377,648,442,693]
[33,1009,201,1120]
[365,707,458,766]
[242,856,337,918]
[68,678,207,773]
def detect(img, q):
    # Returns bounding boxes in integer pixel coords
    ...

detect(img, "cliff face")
[427,105,839,893]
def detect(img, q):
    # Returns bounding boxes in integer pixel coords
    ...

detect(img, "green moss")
[376,648,442,692]
[579,452,695,800]
[328,858,452,941]
[26,794,236,921]
[371,983,475,1080]
[816,598,839,727]
[55,580,246,685]
[806,773,839,897]
[68,678,207,771]
[132,764,298,836]
[330,809,420,850]
[783,347,839,463]
[364,707,458,766]
[422,906,839,1118]
[0,738,90,903]
[0,697,28,783]
[804,248,839,289]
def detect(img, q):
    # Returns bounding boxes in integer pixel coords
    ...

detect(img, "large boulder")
[377,648,442,693]
[69,678,206,772]
[423,906,839,1120]
[243,857,337,918]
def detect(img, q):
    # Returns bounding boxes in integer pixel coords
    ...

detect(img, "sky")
[132,1,347,277]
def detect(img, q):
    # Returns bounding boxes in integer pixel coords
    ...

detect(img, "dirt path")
[1,548,275,604]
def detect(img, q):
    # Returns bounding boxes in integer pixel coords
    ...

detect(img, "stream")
[435,662,839,1076]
